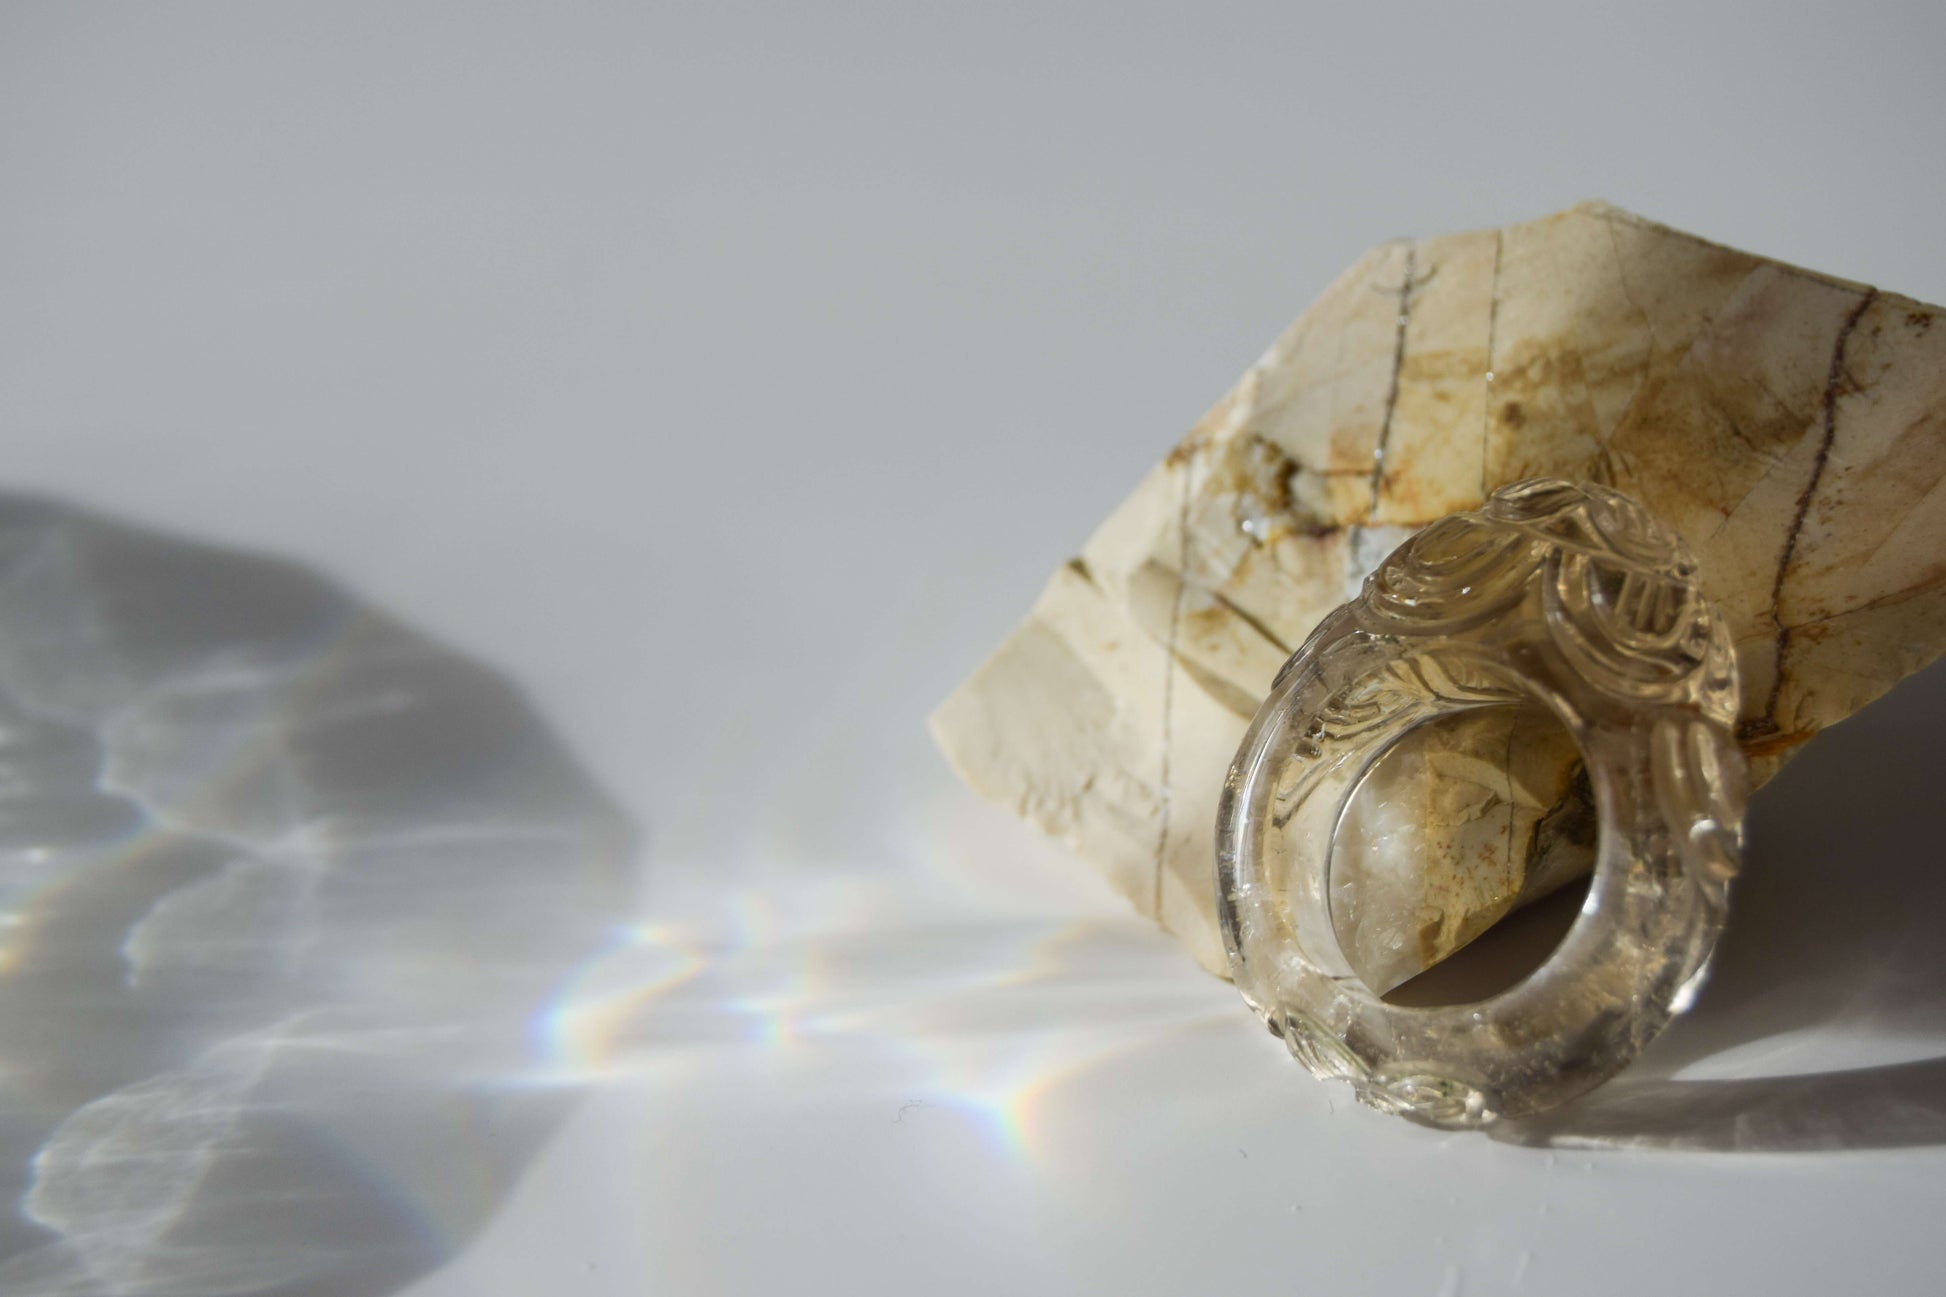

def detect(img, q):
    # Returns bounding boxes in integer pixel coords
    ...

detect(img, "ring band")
[1215,478,1747,1127]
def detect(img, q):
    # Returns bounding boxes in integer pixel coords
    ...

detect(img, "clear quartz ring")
[1215,478,1747,1128]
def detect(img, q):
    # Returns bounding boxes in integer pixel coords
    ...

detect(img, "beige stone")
[931,201,1946,987]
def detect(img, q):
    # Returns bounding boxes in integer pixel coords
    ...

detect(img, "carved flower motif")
[1361,478,1734,713]
[1278,1010,1368,1083]
[1356,1070,1493,1126]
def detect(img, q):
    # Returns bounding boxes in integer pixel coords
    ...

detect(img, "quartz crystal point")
[931,201,1946,990]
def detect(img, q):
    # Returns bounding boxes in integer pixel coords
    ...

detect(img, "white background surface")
[6,4,1946,1294]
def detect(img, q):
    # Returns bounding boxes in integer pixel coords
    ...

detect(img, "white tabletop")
[5,4,1945,1295]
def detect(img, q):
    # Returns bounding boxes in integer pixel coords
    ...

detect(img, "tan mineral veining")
[931,202,1946,988]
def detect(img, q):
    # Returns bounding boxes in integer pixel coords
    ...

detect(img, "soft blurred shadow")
[0,495,634,1295]
[1494,659,1946,1152]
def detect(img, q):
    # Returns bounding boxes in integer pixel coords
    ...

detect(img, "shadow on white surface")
[0,496,635,1295]
[1,484,1939,1297]
[1496,662,1946,1152]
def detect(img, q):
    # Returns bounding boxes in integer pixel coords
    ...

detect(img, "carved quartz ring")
[1215,478,1747,1128]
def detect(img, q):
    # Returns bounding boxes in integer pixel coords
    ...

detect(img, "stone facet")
[931,202,1946,986]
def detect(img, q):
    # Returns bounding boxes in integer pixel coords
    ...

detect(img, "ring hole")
[1327,703,1596,1007]
[1382,875,1590,1007]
